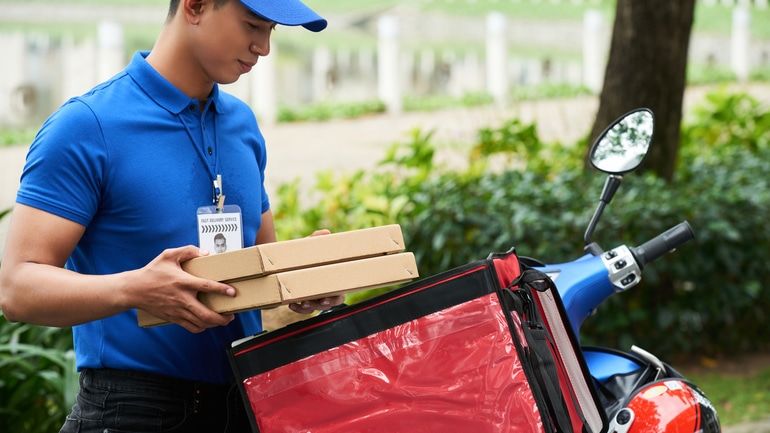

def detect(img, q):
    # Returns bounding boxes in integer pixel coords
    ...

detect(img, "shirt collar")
[126,51,225,114]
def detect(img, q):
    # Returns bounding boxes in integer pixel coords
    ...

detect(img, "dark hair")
[168,0,229,19]
[214,233,226,242]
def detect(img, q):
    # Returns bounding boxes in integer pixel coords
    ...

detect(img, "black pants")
[59,368,252,433]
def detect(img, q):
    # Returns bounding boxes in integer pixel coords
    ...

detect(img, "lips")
[238,60,256,73]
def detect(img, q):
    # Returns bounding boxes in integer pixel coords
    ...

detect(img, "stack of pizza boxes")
[138,225,418,327]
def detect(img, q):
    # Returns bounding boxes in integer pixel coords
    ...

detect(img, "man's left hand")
[287,228,345,314]
[288,295,345,314]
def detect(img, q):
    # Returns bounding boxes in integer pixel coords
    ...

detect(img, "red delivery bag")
[228,250,608,433]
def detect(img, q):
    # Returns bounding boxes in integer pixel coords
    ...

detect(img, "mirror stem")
[583,175,624,252]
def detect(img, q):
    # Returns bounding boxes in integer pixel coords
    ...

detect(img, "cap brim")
[240,0,328,32]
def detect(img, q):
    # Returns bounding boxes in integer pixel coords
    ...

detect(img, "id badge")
[197,205,244,254]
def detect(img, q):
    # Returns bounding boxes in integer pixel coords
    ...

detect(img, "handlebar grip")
[631,221,694,268]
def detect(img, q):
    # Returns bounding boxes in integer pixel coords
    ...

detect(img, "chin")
[216,74,242,85]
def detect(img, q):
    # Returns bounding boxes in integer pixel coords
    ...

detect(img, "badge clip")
[213,174,225,212]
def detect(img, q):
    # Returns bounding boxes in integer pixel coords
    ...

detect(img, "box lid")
[181,224,406,283]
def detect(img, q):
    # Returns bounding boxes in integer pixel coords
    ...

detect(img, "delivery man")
[0,1,342,431]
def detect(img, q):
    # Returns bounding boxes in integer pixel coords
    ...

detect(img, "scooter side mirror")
[584,108,655,254]
[589,108,654,175]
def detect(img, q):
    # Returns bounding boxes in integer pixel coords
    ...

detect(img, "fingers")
[288,302,315,314]
[288,295,346,315]
[176,299,235,330]
[170,276,236,329]
[326,295,345,305]
[152,301,233,333]
[308,229,331,237]
[176,312,234,334]
[188,275,236,297]
[162,245,207,263]
[176,319,204,334]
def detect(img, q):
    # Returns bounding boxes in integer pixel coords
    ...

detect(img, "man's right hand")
[0,204,235,332]
[125,246,237,333]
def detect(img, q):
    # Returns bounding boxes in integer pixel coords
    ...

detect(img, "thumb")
[309,229,331,237]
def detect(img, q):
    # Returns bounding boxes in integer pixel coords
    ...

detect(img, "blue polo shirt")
[17,52,270,384]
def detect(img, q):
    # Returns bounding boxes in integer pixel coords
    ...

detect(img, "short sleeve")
[16,99,108,227]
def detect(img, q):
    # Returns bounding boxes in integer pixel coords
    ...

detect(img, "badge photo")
[197,205,244,254]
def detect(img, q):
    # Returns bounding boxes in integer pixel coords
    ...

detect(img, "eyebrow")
[245,9,276,26]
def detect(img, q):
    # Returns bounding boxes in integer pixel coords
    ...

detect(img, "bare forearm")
[0,262,132,327]
[1,206,236,333]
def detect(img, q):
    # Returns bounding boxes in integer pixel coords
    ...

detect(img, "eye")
[245,19,275,32]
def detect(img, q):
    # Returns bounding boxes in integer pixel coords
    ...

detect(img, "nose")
[250,33,271,57]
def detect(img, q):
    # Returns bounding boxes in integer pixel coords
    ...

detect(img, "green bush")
[687,65,738,85]
[0,128,36,148]
[277,100,386,122]
[275,84,592,124]
[0,208,77,432]
[274,91,770,359]
[510,83,593,101]
[0,315,77,433]
[404,92,494,112]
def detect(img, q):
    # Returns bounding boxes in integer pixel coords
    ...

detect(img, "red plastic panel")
[243,293,544,433]
[493,254,521,289]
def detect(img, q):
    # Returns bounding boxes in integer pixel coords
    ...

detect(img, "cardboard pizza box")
[181,224,406,283]
[137,252,418,327]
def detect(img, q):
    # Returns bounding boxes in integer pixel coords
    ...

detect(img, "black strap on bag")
[523,323,574,433]
[515,269,574,433]
[499,288,558,433]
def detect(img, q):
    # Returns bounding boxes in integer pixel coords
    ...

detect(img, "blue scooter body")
[534,256,643,382]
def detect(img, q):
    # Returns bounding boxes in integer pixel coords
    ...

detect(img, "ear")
[182,0,208,24]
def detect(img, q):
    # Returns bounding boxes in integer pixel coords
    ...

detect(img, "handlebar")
[631,221,694,269]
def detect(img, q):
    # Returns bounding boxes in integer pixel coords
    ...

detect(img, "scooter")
[229,108,721,433]
[531,108,720,433]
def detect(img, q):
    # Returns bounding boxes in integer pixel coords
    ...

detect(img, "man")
[214,233,228,254]
[0,1,342,432]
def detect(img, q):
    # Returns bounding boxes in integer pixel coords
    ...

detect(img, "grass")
[681,355,770,426]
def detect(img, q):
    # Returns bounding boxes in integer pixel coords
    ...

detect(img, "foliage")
[0,315,77,433]
[0,206,77,432]
[750,68,770,82]
[276,84,592,124]
[277,100,386,123]
[687,65,738,86]
[680,89,770,158]
[510,83,593,101]
[404,92,494,113]
[274,90,770,360]
[0,128,36,148]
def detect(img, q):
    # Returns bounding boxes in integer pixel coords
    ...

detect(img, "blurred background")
[1,0,769,431]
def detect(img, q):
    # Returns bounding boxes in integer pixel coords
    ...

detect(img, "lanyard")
[178,104,225,211]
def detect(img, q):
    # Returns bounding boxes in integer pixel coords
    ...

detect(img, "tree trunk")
[588,0,696,181]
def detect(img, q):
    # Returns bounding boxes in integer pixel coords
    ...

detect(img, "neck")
[146,23,214,100]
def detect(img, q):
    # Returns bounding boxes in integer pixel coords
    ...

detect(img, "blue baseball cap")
[240,0,327,32]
